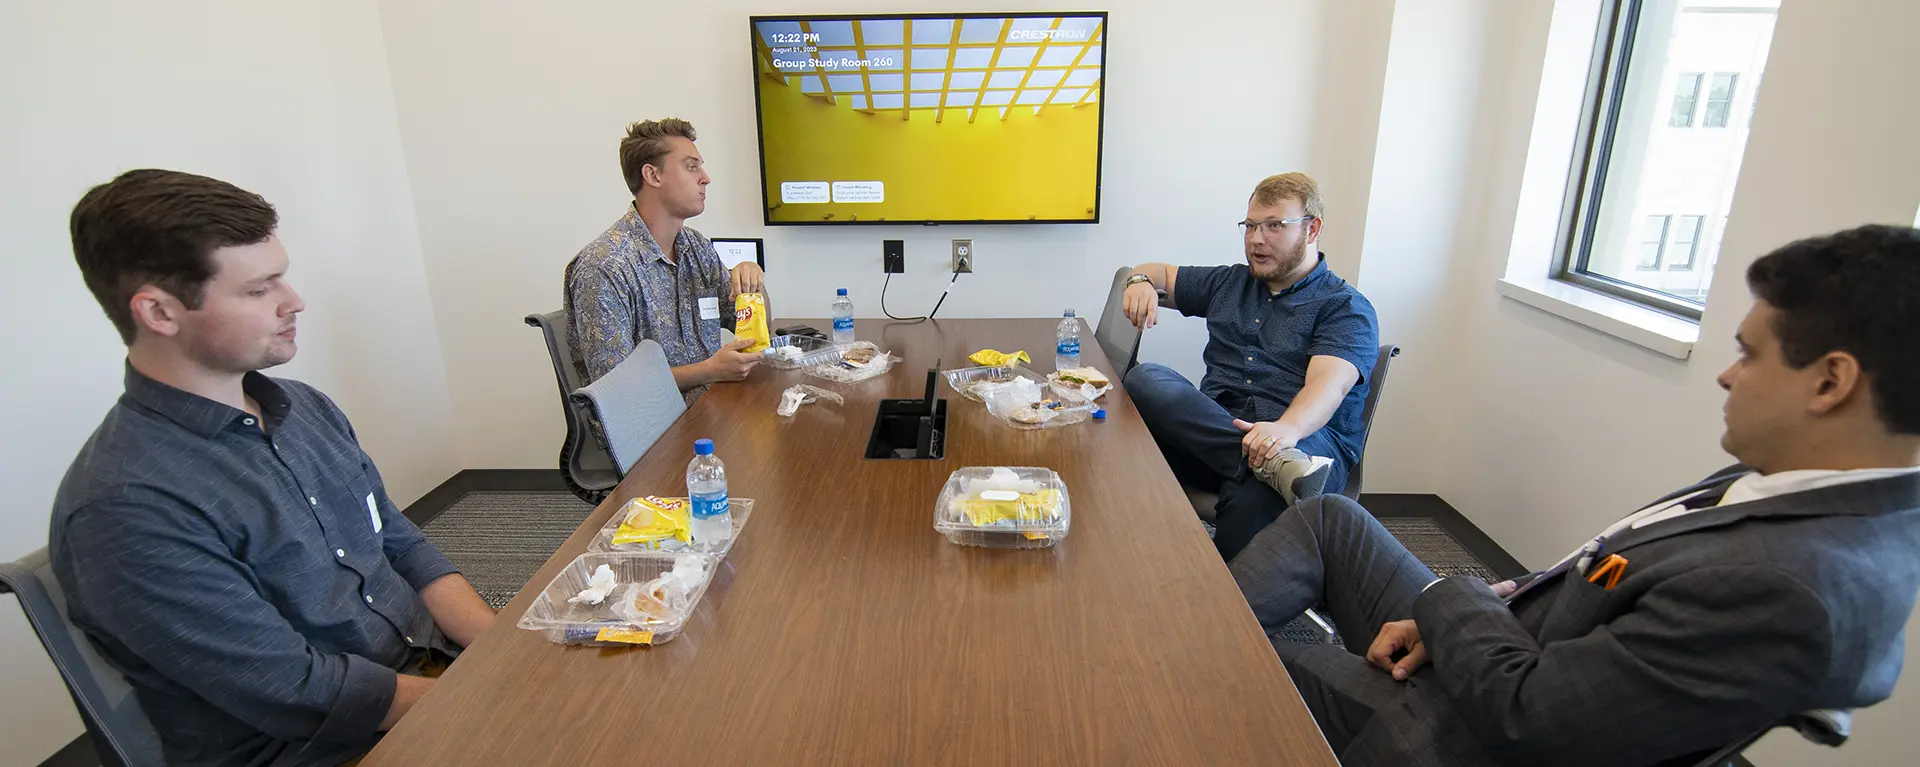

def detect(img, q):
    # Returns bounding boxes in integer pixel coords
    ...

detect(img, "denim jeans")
[1124,362,1349,559]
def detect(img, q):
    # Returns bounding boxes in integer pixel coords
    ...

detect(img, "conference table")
[363,318,1336,765]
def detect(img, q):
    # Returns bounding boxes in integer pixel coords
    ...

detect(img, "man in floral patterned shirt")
[565,118,767,405]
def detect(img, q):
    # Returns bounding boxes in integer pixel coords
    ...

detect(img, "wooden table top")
[363,318,1334,766]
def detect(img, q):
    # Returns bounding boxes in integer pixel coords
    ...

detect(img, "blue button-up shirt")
[1174,255,1380,466]
[50,365,460,767]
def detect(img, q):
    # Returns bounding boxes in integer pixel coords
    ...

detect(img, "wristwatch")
[1125,273,1154,288]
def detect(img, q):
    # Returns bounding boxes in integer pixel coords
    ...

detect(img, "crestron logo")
[1008,29,1090,42]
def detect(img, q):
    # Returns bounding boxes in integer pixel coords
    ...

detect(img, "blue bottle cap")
[837,288,849,296]
[694,439,714,455]
[1092,409,1107,420]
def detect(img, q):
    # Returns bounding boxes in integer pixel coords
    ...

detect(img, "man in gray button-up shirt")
[566,118,768,405]
[51,170,496,766]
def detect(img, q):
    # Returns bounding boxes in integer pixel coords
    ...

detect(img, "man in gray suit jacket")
[1230,224,1920,766]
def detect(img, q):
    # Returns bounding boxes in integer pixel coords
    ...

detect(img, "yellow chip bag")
[969,349,1031,367]
[959,488,1063,528]
[611,496,693,548]
[735,292,771,354]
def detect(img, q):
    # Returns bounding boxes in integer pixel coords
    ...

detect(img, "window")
[1638,215,1669,269]
[1554,0,1778,319]
[1702,72,1737,127]
[1668,215,1704,269]
[1669,72,1701,127]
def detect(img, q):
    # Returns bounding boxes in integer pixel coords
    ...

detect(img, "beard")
[1250,236,1310,282]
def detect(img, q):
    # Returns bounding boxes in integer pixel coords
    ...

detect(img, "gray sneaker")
[1252,447,1335,506]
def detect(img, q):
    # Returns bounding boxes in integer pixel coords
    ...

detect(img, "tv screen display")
[750,12,1107,225]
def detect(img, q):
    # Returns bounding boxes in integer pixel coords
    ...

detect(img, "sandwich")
[1055,367,1110,388]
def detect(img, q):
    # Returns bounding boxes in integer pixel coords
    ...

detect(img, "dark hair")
[69,170,278,344]
[618,118,697,195]
[1747,224,1920,434]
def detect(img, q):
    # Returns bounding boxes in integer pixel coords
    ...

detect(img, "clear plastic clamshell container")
[942,364,1048,402]
[762,334,843,370]
[517,551,718,646]
[805,342,896,383]
[933,467,1072,548]
[587,497,754,555]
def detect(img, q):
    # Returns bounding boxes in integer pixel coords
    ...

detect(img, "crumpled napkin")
[567,564,618,605]
[777,384,845,417]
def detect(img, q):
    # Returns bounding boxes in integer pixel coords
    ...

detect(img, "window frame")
[1552,0,1707,321]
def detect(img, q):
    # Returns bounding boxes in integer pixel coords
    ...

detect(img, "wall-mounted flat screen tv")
[750,12,1107,225]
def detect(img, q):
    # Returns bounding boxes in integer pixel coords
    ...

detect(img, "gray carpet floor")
[420,492,1501,642]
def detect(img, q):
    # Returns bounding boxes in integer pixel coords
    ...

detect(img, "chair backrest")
[525,311,619,502]
[1340,344,1401,500]
[1679,709,1851,767]
[569,339,687,473]
[0,549,164,767]
[1093,266,1143,374]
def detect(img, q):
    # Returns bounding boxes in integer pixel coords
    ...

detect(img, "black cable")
[882,271,960,323]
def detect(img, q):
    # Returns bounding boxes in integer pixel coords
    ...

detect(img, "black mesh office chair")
[525,310,620,504]
[0,548,163,767]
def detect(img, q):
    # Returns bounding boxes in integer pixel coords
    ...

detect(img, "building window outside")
[1668,214,1704,269]
[1703,72,1738,127]
[1670,72,1701,127]
[1553,0,1778,319]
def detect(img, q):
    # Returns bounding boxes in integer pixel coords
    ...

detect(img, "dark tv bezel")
[748,10,1108,227]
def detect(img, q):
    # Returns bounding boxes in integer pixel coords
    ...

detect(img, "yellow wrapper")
[959,489,1063,528]
[969,349,1031,366]
[735,292,771,353]
[611,496,693,547]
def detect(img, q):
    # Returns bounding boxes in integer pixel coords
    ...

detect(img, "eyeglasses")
[1237,216,1315,236]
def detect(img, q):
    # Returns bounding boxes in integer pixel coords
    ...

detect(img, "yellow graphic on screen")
[754,16,1104,223]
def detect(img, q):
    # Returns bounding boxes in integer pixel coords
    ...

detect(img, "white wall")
[1413,0,1920,763]
[0,2,457,763]
[373,0,1351,469]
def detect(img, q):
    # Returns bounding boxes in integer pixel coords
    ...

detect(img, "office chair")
[1094,266,1144,374]
[568,339,687,474]
[525,310,620,504]
[0,548,164,767]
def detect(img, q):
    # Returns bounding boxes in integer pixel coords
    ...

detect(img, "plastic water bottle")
[1055,309,1082,371]
[831,288,856,344]
[686,439,731,548]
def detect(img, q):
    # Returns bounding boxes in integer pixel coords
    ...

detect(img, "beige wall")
[1417,0,1920,763]
[4,0,1918,764]
[373,0,1364,470]
[0,2,456,762]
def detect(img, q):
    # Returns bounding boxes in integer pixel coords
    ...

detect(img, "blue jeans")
[1124,363,1350,559]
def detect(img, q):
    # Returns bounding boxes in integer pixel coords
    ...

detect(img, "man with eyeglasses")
[1119,172,1379,559]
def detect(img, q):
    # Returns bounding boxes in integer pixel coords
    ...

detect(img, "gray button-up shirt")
[564,205,733,404]
[50,365,460,767]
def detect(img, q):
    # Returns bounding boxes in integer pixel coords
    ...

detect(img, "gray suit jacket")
[1349,467,1920,766]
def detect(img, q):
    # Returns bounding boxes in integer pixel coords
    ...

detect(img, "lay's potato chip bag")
[611,496,693,548]
[735,292,771,353]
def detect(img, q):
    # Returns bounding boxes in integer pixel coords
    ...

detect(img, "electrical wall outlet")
[883,239,905,273]
[951,239,973,273]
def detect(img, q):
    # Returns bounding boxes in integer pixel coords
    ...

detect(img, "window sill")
[1495,276,1698,359]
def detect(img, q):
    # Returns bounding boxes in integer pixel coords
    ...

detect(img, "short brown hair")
[1251,172,1325,220]
[619,118,698,195]
[69,169,278,344]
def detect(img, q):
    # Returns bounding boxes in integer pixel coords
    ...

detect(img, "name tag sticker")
[366,493,383,533]
[699,296,721,320]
